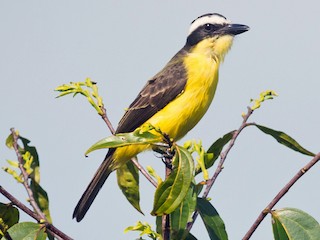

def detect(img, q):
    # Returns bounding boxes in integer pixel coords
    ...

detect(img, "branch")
[100,106,115,134]
[10,128,47,221]
[162,214,170,240]
[131,157,157,188]
[0,185,73,240]
[9,129,73,239]
[187,107,254,231]
[243,152,320,240]
[162,155,173,240]
[204,107,253,197]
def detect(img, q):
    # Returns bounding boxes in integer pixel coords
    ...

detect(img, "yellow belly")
[112,48,220,169]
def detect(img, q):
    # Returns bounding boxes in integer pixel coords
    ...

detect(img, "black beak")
[219,24,250,36]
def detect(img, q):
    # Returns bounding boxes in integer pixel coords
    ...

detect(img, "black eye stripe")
[204,24,212,30]
[187,23,226,46]
[203,23,221,32]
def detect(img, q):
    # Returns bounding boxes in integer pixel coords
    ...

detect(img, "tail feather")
[73,152,114,222]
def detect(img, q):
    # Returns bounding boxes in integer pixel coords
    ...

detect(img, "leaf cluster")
[1,132,53,240]
[55,78,104,115]
[84,115,318,239]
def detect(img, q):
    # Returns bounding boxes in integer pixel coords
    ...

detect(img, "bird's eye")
[204,23,213,31]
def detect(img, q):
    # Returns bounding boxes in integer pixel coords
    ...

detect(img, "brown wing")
[116,49,187,134]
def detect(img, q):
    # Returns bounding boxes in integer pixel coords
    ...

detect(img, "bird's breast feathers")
[147,42,221,140]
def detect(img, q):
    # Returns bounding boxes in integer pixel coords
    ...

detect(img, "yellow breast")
[147,38,221,140]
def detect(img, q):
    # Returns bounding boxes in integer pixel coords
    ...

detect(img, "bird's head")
[186,13,249,60]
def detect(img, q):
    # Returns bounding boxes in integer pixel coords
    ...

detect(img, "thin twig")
[162,214,170,240]
[100,106,115,134]
[243,152,320,240]
[131,157,157,187]
[10,128,47,221]
[0,185,73,240]
[162,155,173,240]
[203,107,253,197]
[187,107,254,231]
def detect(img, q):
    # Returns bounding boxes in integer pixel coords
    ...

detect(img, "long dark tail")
[73,150,114,222]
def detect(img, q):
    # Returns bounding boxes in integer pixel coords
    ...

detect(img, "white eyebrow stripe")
[188,15,231,35]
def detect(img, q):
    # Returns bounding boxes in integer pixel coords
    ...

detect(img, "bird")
[73,13,249,222]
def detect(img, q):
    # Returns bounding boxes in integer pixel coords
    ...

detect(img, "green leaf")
[185,232,198,240]
[195,131,234,176]
[0,203,19,237]
[147,166,163,185]
[254,124,315,156]
[124,221,161,240]
[85,130,163,155]
[30,181,52,224]
[5,133,14,149]
[22,152,34,176]
[197,198,228,240]
[156,216,162,236]
[251,90,278,110]
[6,160,19,168]
[3,134,42,184]
[55,79,105,115]
[272,215,290,240]
[116,161,143,214]
[151,146,194,215]
[195,182,204,196]
[19,136,40,184]
[191,141,209,180]
[2,167,23,183]
[170,184,197,239]
[1,222,47,240]
[272,208,320,240]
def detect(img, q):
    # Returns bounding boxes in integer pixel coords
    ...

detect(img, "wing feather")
[116,49,187,134]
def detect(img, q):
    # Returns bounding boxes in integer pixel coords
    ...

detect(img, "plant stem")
[100,106,115,134]
[187,107,254,231]
[0,185,73,240]
[242,152,320,239]
[162,156,172,240]
[162,214,170,240]
[10,128,47,221]
[203,107,253,198]
[131,157,157,187]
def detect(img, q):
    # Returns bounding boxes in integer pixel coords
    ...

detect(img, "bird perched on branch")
[73,13,249,221]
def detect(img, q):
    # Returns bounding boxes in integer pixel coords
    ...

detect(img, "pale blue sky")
[1,1,319,239]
